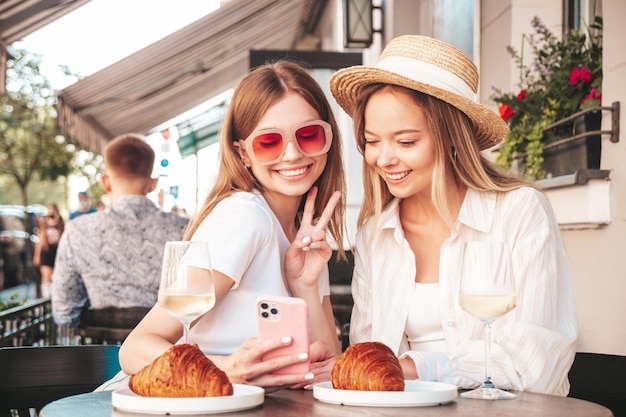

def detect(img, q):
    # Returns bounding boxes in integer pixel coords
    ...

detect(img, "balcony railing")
[541,101,620,151]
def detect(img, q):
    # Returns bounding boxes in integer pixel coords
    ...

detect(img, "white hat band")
[376,56,477,101]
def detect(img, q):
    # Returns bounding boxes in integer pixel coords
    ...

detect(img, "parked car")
[0,204,46,291]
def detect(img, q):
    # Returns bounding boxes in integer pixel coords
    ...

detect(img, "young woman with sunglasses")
[33,203,64,298]
[119,60,346,392]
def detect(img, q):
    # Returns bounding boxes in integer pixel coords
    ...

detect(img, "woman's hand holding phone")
[215,334,313,392]
[256,295,311,375]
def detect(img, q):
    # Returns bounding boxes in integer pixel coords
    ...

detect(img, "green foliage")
[491,16,603,179]
[0,293,25,312]
[0,48,77,205]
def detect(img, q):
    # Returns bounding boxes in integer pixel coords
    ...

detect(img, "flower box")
[491,15,603,180]
[542,111,602,178]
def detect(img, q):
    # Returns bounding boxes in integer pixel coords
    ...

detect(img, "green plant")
[491,15,603,179]
[0,48,77,205]
[0,293,24,312]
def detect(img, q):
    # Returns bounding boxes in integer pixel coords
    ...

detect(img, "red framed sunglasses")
[241,120,333,165]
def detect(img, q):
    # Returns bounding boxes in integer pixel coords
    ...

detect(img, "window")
[564,0,602,33]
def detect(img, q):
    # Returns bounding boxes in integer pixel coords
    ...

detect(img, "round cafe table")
[39,388,614,417]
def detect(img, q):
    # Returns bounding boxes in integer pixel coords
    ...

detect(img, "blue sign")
[160,158,169,167]
[169,186,179,199]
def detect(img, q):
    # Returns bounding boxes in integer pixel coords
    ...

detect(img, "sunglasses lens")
[249,123,329,164]
[295,124,327,154]
[251,132,283,163]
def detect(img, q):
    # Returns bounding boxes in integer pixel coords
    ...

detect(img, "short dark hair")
[104,133,155,178]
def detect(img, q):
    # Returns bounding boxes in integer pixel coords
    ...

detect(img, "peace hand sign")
[284,186,342,293]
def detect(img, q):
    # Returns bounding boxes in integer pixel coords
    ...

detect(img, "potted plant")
[491,15,603,179]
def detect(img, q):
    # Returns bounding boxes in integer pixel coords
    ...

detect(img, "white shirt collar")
[374,188,497,236]
[456,188,497,234]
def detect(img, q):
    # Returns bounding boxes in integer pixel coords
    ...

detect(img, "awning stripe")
[56,96,110,154]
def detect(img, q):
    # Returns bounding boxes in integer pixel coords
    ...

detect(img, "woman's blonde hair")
[184,60,346,256]
[353,84,534,228]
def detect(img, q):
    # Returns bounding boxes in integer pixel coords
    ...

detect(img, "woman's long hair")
[352,84,534,228]
[184,60,346,256]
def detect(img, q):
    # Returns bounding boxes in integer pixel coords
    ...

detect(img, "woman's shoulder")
[494,187,558,233]
[194,191,274,245]
[205,191,274,230]
[214,191,272,216]
[498,186,552,212]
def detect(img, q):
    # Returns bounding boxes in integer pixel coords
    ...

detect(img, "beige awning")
[0,0,93,94]
[0,0,92,44]
[55,0,313,154]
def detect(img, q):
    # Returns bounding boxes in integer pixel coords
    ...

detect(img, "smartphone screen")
[256,295,310,374]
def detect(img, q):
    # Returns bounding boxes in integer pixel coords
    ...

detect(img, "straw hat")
[330,35,507,150]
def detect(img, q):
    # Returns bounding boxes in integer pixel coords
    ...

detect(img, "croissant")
[332,341,405,391]
[129,343,233,397]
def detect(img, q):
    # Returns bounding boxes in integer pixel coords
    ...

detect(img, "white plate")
[313,380,458,407]
[112,384,265,415]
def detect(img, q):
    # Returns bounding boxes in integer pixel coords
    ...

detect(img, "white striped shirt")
[350,187,577,396]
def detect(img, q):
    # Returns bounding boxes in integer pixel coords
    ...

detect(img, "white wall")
[557,0,626,355]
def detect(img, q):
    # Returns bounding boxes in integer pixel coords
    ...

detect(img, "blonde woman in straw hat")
[330,35,576,397]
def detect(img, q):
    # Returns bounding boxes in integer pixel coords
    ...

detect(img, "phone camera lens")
[270,308,278,315]
[261,311,269,318]
[260,302,268,309]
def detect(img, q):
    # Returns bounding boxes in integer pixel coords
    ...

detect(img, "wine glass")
[157,241,215,344]
[458,241,517,400]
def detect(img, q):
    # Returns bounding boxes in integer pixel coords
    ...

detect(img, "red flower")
[569,67,580,85]
[517,90,528,101]
[580,87,602,106]
[569,66,593,86]
[499,103,516,121]
[579,67,592,83]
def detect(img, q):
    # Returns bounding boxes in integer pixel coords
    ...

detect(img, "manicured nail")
[302,236,311,244]
[281,336,292,344]
[298,352,308,360]
[304,373,314,380]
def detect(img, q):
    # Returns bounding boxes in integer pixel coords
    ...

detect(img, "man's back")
[51,195,188,327]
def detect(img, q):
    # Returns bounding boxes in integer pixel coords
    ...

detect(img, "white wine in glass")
[459,241,517,400]
[157,241,215,344]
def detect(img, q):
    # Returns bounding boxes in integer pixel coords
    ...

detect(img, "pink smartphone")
[256,295,310,375]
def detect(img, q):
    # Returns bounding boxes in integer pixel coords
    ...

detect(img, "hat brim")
[330,66,508,150]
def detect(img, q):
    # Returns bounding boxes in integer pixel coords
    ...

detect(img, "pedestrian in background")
[69,191,97,219]
[33,203,64,298]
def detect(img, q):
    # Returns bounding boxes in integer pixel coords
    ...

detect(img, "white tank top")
[404,282,446,352]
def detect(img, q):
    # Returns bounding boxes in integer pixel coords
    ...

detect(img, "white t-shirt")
[187,190,329,355]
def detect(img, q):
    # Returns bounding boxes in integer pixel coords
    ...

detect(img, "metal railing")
[541,101,620,151]
[0,298,53,347]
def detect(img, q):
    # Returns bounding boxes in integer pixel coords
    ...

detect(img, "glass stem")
[483,322,494,389]
[183,321,191,344]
